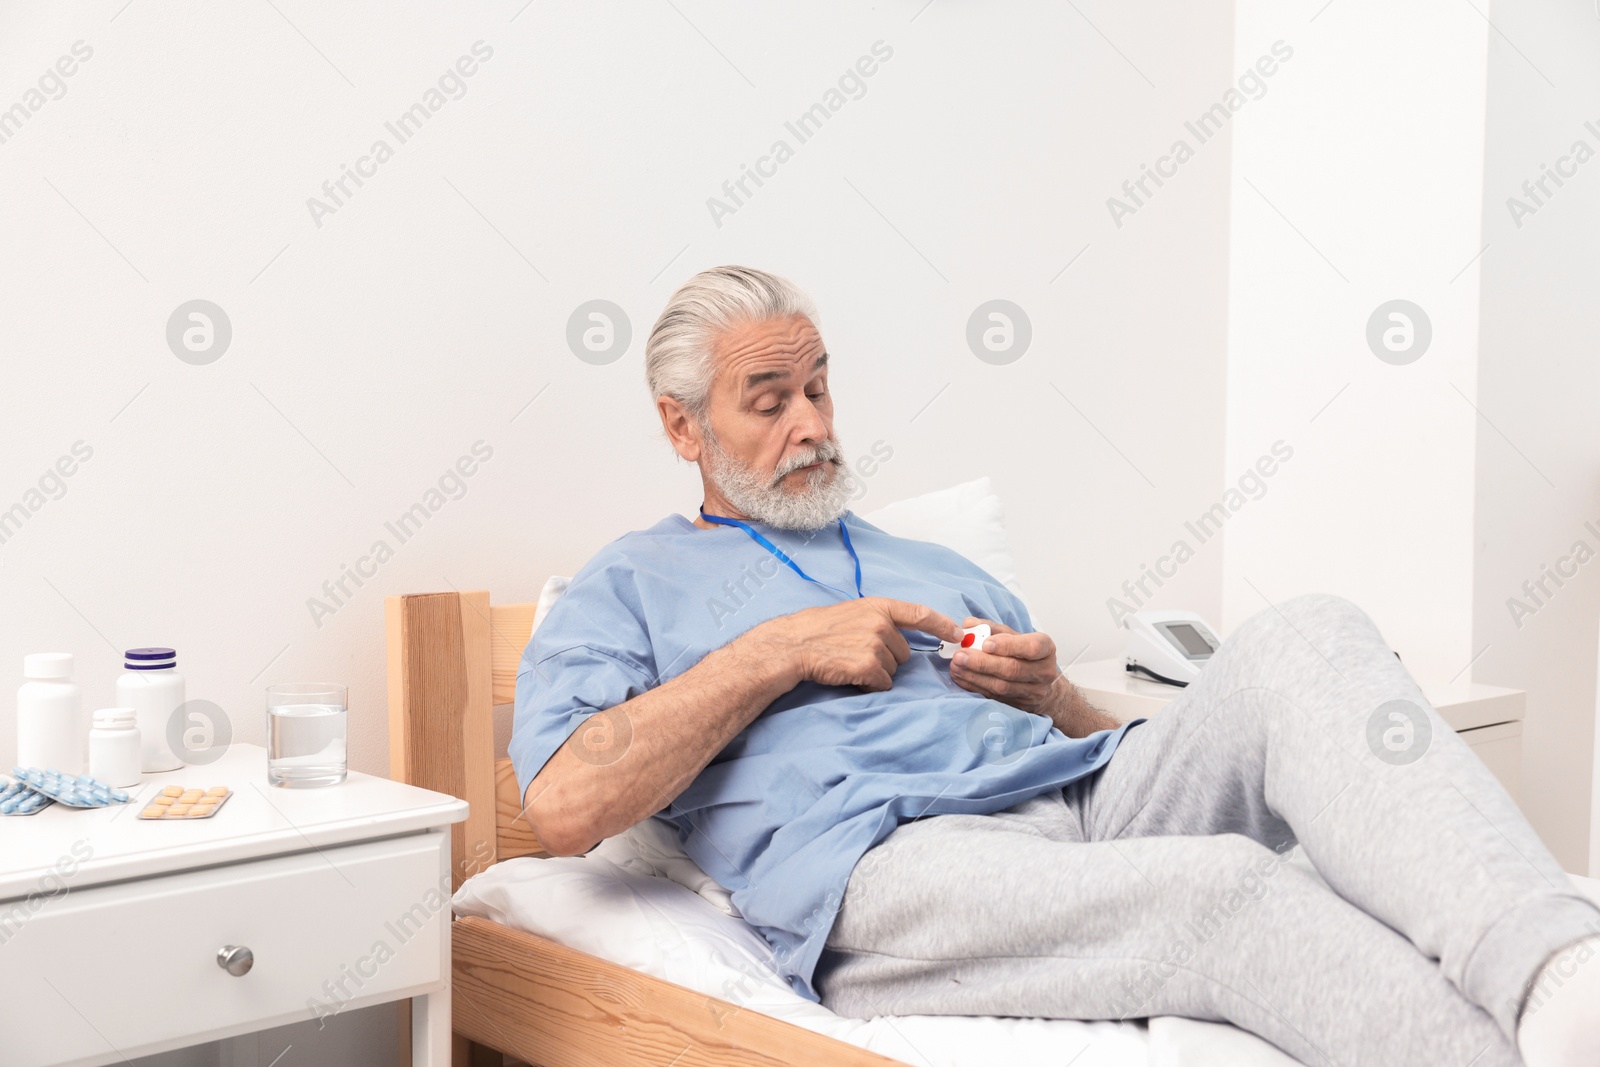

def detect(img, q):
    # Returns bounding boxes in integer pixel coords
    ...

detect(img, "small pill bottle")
[88,708,142,787]
[116,648,185,772]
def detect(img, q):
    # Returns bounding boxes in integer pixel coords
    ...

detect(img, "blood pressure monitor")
[1123,610,1221,687]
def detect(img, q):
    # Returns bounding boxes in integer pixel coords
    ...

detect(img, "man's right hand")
[746,597,962,692]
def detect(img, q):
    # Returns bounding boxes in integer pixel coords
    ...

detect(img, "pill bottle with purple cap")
[116,647,185,772]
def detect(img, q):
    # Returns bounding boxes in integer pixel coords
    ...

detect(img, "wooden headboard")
[385,590,547,890]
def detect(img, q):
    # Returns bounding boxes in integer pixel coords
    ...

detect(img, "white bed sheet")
[452,854,1600,1067]
[453,852,1366,1067]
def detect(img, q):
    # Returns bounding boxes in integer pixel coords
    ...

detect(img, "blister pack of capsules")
[2,767,132,815]
[0,777,52,815]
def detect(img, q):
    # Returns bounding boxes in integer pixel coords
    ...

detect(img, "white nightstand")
[0,743,468,1067]
[1066,659,1526,803]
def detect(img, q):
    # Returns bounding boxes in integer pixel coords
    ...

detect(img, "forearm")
[1040,672,1123,738]
[525,632,797,855]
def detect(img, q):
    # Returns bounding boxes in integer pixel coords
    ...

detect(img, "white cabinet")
[1458,720,1522,803]
[0,745,467,1066]
[4,835,446,1067]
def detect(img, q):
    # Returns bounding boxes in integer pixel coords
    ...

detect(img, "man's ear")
[656,396,703,462]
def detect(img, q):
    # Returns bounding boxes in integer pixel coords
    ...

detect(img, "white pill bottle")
[116,647,185,772]
[16,652,85,773]
[89,708,143,787]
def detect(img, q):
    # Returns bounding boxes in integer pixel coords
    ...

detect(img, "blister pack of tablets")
[3,767,132,815]
[139,785,233,820]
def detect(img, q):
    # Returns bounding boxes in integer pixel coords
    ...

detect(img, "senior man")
[512,266,1598,1067]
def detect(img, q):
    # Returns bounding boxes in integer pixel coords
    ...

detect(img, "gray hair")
[644,265,819,421]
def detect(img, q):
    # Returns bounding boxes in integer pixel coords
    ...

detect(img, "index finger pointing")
[878,599,962,643]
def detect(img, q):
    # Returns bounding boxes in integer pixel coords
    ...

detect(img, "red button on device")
[961,632,976,648]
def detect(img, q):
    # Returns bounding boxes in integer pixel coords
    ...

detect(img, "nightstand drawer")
[0,831,448,1067]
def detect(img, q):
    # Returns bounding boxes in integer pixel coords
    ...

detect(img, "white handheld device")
[1123,610,1221,686]
[939,624,991,660]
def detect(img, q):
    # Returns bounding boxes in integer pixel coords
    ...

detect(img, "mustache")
[771,440,843,483]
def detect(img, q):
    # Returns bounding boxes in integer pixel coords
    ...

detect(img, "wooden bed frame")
[385,589,906,1067]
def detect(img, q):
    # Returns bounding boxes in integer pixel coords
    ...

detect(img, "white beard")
[700,425,854,531]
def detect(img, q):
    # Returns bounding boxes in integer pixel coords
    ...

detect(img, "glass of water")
[266,683,348,787]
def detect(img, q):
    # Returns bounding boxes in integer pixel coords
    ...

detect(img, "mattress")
[452,848,1600,1067]
[462,845,1487,1067]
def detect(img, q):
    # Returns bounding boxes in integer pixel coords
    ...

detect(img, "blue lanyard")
[698,507,863,600]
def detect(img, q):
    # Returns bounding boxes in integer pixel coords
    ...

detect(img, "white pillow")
[589,816,741,918]
[534,574,570,621]
[860,476,1028,604]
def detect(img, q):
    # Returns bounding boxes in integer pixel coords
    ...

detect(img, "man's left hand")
[948,616,1063,716]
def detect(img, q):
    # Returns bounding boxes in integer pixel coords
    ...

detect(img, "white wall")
[0,0,1237,783]
[1472,0,1600,876]
[2,1,1238,1062]
[1226,0,1600,875]
[1223,0,1489,685]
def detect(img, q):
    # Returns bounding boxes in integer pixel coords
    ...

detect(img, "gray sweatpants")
[814,594,1600,1067]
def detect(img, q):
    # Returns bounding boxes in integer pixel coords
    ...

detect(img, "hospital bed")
[385,584,1600,1067]
[384,482,1600,1065]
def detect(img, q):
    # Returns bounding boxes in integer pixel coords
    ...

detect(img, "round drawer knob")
[217,945,254,977]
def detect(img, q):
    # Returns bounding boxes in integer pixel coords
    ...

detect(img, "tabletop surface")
[0,744,468,900]
[1066,658,1525,731]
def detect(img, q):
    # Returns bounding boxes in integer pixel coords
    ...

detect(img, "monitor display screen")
[1163,622,1214,658]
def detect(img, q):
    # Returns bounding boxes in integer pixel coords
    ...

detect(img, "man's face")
[696,315,851,529]
[708,314,833,481]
